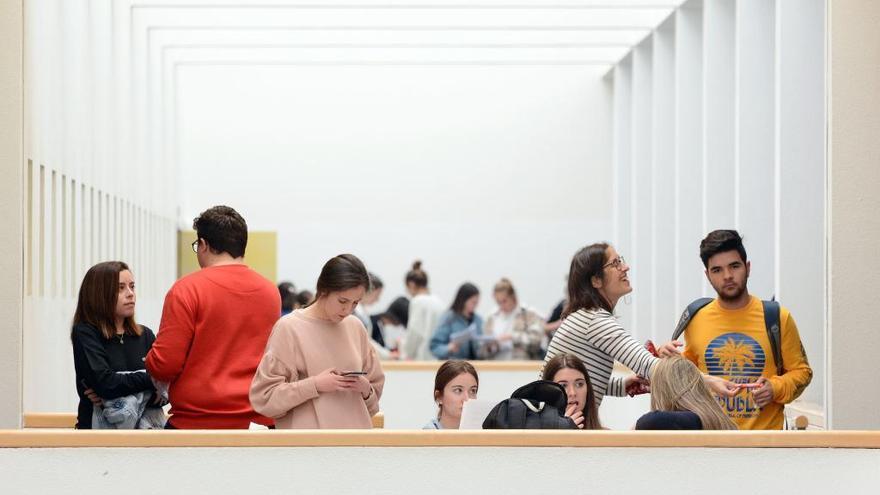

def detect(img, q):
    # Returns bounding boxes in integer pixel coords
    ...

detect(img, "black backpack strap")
[762,300,783,376]
[672,298,714,341]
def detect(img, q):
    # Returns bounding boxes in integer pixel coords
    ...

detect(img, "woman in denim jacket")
[430,283,483,360]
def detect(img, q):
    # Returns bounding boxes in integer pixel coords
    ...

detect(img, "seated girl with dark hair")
[423,360,479,430]
[636,355,737,430]
[542,353,602,430]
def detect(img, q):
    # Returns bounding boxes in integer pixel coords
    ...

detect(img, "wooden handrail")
[23,412,385,429]
[1,429,878,449]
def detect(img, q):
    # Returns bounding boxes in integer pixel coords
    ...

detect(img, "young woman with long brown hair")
[71,261,160,429]
[250,254,385,429]
[430,282,483,360]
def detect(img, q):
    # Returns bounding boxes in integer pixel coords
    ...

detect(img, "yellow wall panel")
[178,230,277,283]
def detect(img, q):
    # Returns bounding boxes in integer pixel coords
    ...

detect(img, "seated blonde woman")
[636,355,737,430]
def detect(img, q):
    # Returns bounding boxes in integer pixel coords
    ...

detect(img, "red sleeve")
[145,285,195,382]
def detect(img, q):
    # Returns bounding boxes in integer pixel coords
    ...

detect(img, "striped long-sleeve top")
[542,308,658,406]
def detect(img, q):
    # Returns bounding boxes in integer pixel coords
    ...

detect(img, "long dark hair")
[542,353,602,430]
[450,282,480,316]
[72,261,141,340]
[434,360,479,418]
[312,254,371,302]
[563,242,612,318]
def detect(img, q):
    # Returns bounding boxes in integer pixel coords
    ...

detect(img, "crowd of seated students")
[69,205,811,431]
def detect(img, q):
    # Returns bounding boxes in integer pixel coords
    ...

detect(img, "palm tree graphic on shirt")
[712,337,756,375]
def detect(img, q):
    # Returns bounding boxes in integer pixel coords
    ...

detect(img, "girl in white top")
[484,278,545,360]
[401,261,445,361]
[353,272,392,359]
[543,243,739,408]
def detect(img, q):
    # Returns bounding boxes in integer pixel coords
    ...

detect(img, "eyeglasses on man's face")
[603,256,627,271]
[191,239,200,253]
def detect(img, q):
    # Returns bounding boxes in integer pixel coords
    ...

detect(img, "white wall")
[674,2,704,314]
[22,0,179,414]
[1,446,878,494]
[776,0,827,419]
[176,65,614,314]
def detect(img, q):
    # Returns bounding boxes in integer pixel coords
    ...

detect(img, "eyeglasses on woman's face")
[191,239,200,253]
[602,256,627,271]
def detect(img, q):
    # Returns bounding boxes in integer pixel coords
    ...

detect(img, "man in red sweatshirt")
[146,205,280,429]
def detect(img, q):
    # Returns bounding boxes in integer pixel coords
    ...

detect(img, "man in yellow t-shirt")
[661,230,812,430]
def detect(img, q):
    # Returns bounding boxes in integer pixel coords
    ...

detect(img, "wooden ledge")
[381,361,543,372]
[23,412,76,428]
[23,412,385,429]
[2,430,879,449]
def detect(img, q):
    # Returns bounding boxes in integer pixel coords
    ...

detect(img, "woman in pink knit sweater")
[249,254,385,429]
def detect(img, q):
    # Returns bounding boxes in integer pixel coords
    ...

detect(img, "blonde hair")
[493,278,517,302]
[650,355,737,430]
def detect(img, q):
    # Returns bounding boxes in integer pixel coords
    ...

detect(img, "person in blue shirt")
[430,283,483,360]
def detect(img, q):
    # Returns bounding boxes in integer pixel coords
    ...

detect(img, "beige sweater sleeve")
[360,330,386,416]
[249,323,319,419]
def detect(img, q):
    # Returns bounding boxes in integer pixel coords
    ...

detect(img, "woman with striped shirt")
[543,243,738,408]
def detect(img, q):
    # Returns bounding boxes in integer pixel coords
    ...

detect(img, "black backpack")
[672,297,783,375]
[482,380,578,430]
